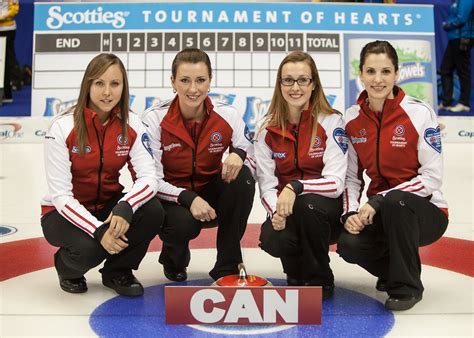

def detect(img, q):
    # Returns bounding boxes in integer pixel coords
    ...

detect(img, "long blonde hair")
[72,53,129,153]
[261,51,336,147]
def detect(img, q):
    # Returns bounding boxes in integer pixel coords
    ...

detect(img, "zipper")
[190,122,197,191]
[291,112,304,180]
[374,109,390,188]
[93,123,106,212]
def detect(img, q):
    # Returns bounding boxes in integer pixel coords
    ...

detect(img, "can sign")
[165,286,322,325]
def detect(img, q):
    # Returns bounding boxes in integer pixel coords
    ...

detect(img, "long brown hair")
[261,51,336,148]
[72,53,129,153]
[171,48,212,79]
[359,40,399,72]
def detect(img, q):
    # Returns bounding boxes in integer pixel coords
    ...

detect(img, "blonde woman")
[254,51,347,299]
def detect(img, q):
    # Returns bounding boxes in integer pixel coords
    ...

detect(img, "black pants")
[337,190,448,298]
[440,39,472,107]
[0,29,16,99]
[41,196,164,279]
[158,166,255,280]
[259,194,342,286]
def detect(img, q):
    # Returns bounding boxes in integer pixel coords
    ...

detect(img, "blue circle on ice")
[0,225,17,237]
[90,279,394,337]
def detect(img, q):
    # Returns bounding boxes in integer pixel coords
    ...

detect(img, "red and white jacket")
[141,96,254,204]
[343,87,448,215]
[41,108,158,237]
[255,108,348,215]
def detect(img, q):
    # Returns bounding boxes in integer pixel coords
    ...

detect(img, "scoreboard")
[33,2,436,133]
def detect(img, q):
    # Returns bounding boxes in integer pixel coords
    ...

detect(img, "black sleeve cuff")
[178,190,199,208]
[231,148,247,162]
[341,211,358,225]
[112,201,133,224]
[288,180,304,195]
[367,194,384,213]
[94,223,108,242]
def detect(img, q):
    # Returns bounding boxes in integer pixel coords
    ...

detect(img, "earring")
[173,88,177,94]
[208,88,210,93]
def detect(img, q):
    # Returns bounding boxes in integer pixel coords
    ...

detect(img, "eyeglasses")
[280,77,313,87]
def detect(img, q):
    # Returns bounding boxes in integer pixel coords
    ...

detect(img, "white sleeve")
[378,106,443,197]
[120,114,158,212]
[298,115,347,199]
[231,111,253,155]
[343,140,364,214]
[216,102,253,159]
[44,121,102,238]
[141,107,185,204]
[243,141,257,180]
[254,129,278,215]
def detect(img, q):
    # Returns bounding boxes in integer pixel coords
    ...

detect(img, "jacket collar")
[161,95,214,149]
[357,86,405,119]
[266,104,314,141]
[84,106,120,130]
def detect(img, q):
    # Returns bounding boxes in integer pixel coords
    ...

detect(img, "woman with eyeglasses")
[254,51,347,299]
[141,48,255,282]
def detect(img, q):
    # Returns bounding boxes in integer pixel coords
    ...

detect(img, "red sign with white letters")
[165,286,322,325]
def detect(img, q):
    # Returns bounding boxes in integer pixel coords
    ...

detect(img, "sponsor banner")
[35,3,433,32]
[165,286,322,325]
[0,117,50,143]
[438,116,474,143]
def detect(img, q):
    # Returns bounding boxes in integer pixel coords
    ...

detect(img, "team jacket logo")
[333,128,348,154]
[312,136,322,148]
[71,145,92,153]
[350,136,366,144]
[272,151,287,159]
[163,143,182,152]
[210,132,223,143]
[309,136,324,158]
[141,133,153,157]
[424,126,442,153]
[394,124,405,136]
[117,134,129,145]
[391,124,407,148]
[208,132,225,154]
[116,134,130,157]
